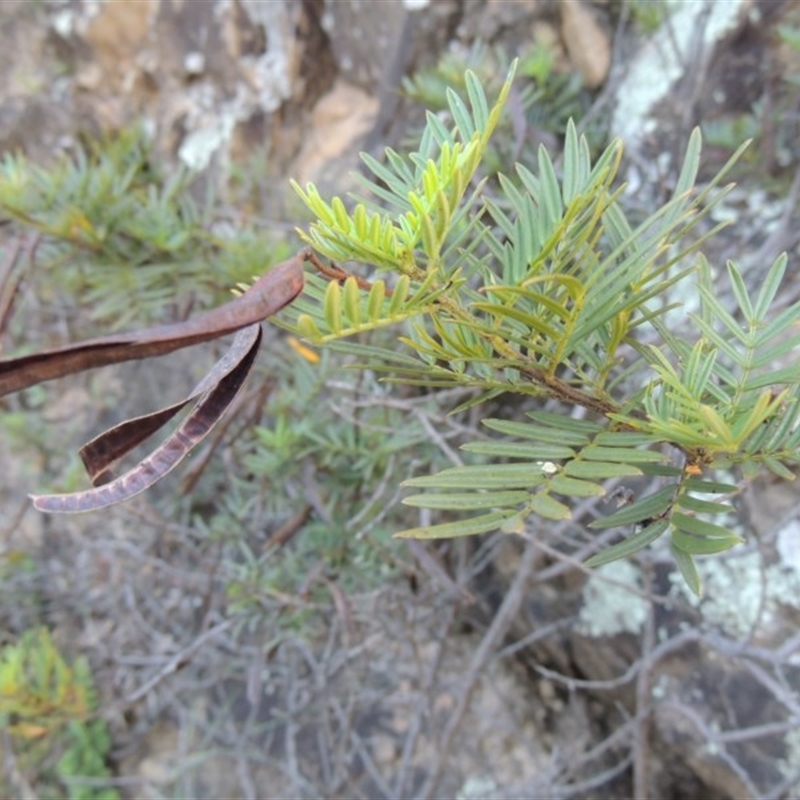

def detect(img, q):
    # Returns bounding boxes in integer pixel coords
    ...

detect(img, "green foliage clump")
[289,62,800,595]
[0,127,291,331]
[702,20,800,177]
[626,0,671,35]
[401,44,595,177]
[0,627,118,800]
[2,63,798,599]
[197,345,438,631]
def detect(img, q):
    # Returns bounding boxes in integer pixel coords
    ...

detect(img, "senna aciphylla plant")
[1,62,798,594]
[286,63,800,595]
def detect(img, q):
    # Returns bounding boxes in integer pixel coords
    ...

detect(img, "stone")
[291,79,379,186]
[561,0,611,89]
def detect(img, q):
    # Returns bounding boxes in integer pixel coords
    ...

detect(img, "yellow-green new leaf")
[324,280,342,335]
[296,314,322,341]
[697,404,734,448]
[366,280,386,320]
[732,389,785,443]
[342,276,361,327]
[388,275,411,315]
[331,196,350,230]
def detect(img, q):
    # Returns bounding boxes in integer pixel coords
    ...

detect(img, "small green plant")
[702,22,800,177]
[0,627,118,800]
[402,45,593,177]
[627,0,671,36]
[0,127,292,332]
[777,22,800,86]
[202,342,439,631]
[288,62,800,595]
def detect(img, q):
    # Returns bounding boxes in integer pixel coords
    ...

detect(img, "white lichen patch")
[778,727,800,782]
[178,116,236,172]
[670,549,800,640]
[578,560,650,637]
[457,775,499,800]
[611,0,749,149]
[776,520,800,576]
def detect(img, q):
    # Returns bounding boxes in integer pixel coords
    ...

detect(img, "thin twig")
[632,563,657,800]
[1,730,38,800]
[416,536,540,799]
[306,250,393,295]
[0,236,24,342]
[123,619,232,704]
[394,599,457,799]
[748,162,800,275]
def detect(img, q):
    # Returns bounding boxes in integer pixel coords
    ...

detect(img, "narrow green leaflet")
[671,528,743,556]
[762,457,797,480]
[592,431,663,447]
[670,542,703,597]
[726,260,754,323]
[563,460,643,479]
[289,271,444,343]
[526,410,603,434]
[529,492,571,520]
[675,493,734,515]
[682,478,739,494]
[752,253,787,319]
[579,445,666,463]
[461,441,576,460]
[585,519,670,568]
[402,464,547,490]
[669,510,743,557]
[402,490,530,510]
[588,485,676,529]
[549,475,605,497]
[481,417,593,446]
[671,511,742,541]
[394,510,516,539]
[464,69,490,131]
[672,128,702,203]
[446,87,477,140]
